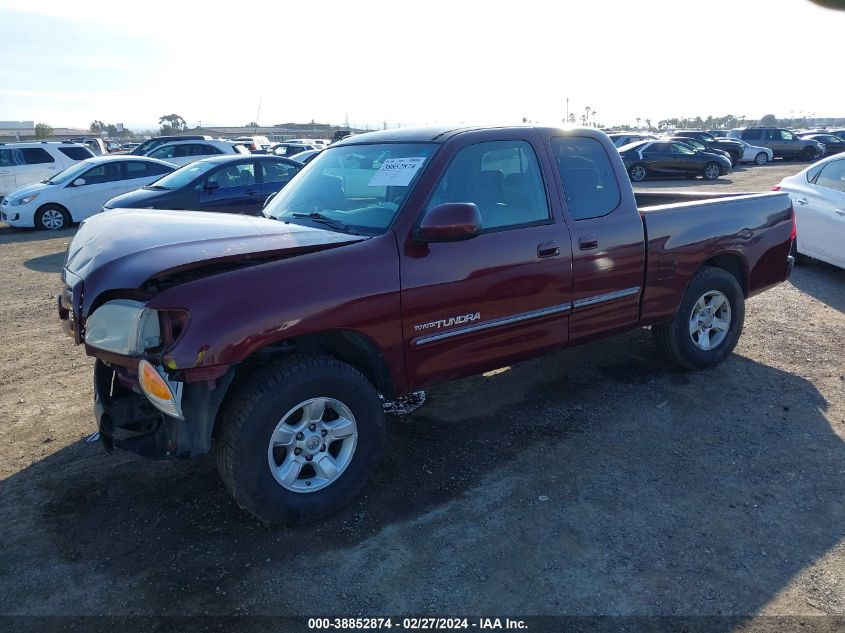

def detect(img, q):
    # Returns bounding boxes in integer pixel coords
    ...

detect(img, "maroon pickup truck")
[59,125,795,523]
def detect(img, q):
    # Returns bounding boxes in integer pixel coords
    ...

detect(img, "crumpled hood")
[65,208,366,315]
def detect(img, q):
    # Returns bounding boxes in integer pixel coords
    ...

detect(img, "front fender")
[148,232,407,393]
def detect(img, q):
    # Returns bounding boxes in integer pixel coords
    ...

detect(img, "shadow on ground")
[1,330,843,621]
[0,225,76,245]
[789,259,845,313]
[24,251,66,273]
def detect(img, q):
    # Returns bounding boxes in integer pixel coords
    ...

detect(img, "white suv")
[0,142,94,199]
[145,140,250,167]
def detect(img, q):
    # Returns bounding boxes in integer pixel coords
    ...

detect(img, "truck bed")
[635,191,794,325]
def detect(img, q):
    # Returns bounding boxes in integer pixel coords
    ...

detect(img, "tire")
[215,355,385,524]
[652,266,745,370]
[754,152,768,165]
[629,164,647,182]
[801,146,816,161]
[702,162,721,180]
[35,204,70,230]
[729,152,740,167]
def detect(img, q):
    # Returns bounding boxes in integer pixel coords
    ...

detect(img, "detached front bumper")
[93,360,234,459]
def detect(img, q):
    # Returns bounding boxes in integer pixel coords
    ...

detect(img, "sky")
[0,0,843,132]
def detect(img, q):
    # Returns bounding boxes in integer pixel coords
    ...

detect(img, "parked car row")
[1,150,304,229]
[606,125,833,183]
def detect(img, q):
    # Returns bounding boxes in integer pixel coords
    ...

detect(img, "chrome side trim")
[413,303,572,347]
[572,286,640,309]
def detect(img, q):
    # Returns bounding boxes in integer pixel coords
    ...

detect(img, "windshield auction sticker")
[367,157,427,187]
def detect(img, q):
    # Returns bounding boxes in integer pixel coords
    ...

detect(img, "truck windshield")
[264,142,438,235]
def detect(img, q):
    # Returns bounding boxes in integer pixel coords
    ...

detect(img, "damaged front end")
[94,359,234,458]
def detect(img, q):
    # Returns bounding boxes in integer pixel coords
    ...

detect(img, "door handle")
[537,241,560,258]
[797,198,808,205]
[245,190,259,196]
[0,170,9,174]
[835,209,845,216]
[578,236,598,250]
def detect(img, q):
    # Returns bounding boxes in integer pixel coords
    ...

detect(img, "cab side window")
[79,162,122,185]
[425,140,550,231]
[20,148,55,164]
[814,160,845,193]
[262,160,300,184]
[150,145,176,159]
[208,163,255,188]
[552,136,621,220]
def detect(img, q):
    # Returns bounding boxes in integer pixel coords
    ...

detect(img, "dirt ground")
[2,162,844,623]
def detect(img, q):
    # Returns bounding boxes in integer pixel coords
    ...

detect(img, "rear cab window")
[552,136,621,220]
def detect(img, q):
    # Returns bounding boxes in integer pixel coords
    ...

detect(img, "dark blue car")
[104,155,302,216]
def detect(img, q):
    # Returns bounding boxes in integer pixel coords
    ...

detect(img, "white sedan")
[734,139,774,165]
[145,140,251,167]
[775,154,845,269]
[0,155,175,230]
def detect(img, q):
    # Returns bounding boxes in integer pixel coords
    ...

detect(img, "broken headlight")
[84,299,161,355]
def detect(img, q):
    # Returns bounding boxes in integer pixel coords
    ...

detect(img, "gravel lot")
[2,162,844,624]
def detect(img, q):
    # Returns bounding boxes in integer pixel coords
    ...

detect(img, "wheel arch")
[227,329,396,401]
[698,252,749,297]
[36,201,71,219]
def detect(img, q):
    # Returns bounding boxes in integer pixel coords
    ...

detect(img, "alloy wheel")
[267,397,358,493]
[689,290,731,351]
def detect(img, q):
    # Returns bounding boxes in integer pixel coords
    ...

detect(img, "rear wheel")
[35,205,70,230]
[629,164,647,182]
[703,162,721,180]
[801,146,817,161]
[754,152,768,165]
[215,356,385,524]
[652,266,745,369]
[729,152,741,167]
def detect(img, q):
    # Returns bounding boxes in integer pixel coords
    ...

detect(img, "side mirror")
[204,180,219,191]
[417,202,482,242]
[73,178,86,186]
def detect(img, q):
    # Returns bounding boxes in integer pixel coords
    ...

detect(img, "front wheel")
[702,162,721,180]
[35,204,70,230]
[754,152,768,165]
[215,356,385,524]
[652,266,745,369]
[629,164,647,182]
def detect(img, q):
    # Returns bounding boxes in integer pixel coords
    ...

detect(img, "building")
[0,121,92,142]
[194,123,366,142]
